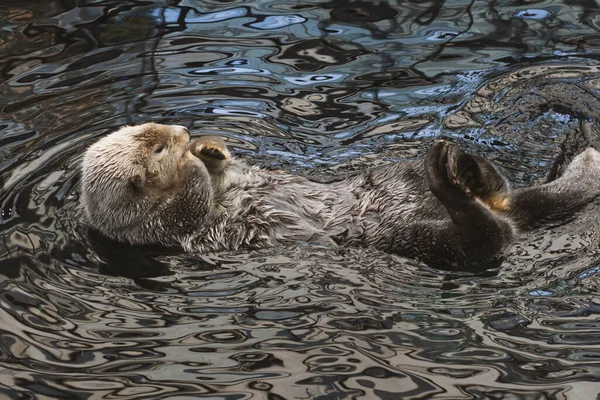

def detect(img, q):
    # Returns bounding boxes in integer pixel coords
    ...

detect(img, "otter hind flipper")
[426,139,474,209]
[421,139,515,264]
[445,144,510,211]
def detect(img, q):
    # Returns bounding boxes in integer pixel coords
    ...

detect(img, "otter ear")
[128,174,144,191]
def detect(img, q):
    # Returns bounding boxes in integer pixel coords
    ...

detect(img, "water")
[2,0,600,398]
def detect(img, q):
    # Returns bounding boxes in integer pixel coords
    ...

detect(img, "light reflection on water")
[2,0,600,398]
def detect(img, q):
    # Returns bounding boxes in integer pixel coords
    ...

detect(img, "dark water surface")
[2,1,600,398]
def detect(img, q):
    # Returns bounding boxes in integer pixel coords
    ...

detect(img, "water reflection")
[2,0,600,398]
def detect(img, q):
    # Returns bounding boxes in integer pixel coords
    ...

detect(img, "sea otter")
[80,123,600,266]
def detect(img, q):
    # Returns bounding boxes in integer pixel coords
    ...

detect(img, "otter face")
[131,123,191,191]
[82,123,195,214]
[82,122,215,246]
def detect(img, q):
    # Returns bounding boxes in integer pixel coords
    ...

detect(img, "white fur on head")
[81,125,146,221]
[80,123,197,244]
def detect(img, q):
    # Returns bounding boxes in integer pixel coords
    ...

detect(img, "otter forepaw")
[190,136,230,174]
[200,145,227,160]
[190,137,230,161]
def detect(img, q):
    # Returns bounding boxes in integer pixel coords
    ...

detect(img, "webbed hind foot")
[426,139,472,209]
[427,139,510,212]
[446,143,510,211]
[422,139,515,264]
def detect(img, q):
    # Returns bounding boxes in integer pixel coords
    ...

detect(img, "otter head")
[83,123,190,193]
[81,123,194,232]
[128,123,192,192]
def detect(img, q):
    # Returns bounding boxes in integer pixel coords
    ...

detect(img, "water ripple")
[3,0,600,398]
